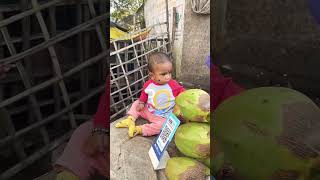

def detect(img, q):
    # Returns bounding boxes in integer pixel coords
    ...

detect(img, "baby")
[115,52,185,137]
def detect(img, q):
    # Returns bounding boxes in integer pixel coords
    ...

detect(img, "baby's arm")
[137,81,151,111]
[169,80,185,97]
[136,101,145,112]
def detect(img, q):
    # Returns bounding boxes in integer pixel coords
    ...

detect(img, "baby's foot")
[129,126,142,138]
[115,116,135,128]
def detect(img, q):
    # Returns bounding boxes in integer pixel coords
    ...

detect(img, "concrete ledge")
[110,118,181,180]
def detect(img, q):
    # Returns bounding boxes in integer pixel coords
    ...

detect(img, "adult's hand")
[82,129,109,157]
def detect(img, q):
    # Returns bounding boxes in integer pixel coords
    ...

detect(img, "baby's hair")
[147,52,172,72]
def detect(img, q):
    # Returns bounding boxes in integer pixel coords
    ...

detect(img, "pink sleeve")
[168,80,185,97]
[139,80,152,103]
[211,66,244,111]
[93,78,109,129]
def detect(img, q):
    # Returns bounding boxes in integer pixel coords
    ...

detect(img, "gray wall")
[179,0,210,89]
[218,0,320,98]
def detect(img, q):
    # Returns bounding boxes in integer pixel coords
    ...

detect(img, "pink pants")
[128,100,166,136]
[54,121,108,180]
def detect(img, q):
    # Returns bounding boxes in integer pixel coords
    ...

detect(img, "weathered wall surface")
[144,0,178,35]
[179,0,210,89]
[218,0,320,98]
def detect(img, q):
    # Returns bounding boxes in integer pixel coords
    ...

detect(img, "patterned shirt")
[139,79,185,118]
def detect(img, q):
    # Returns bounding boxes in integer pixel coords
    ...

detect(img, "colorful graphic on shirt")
[153,89,172,109]
[144,83,175,118]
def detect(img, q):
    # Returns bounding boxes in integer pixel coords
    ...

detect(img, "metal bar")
[48,3,62,125]
[110,35,167,56]
[165,0,170,51]
[87,0,107,51]
[110,68,127,109]
[110,42,168,79]
[110,94,119,112]
[77,2,88,114]
[87,0,108,75]
[0,85,105,147]
[111,74,147,96]
[0,13,50,145]
[171,7,176,47]
[0,14,108,64]
[0,51,107,109]
[110,43,128,110]
[111,81,145,107]
[0,107,26,160]
[110,107,127,119]
[1,62,88,83]
[139,35,149,65]
[32,0,77,128]
[83,4,92,112]
[110,22,167,43]
[161,33,168,53]
[0,0,101,13]
[0,28,97,46]
[21,0,34,126]
[0,0,64,28]
[99,0,108,77]
[9,91,81,115]
[111,64,148,84]
[132,40,147,84]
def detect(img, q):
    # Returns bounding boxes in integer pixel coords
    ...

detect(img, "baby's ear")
[149,72,154,79]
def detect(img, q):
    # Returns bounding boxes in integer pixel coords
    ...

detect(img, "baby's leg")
[139,111,166,136]
[115,100,141,128]
[115,100,143,137]
[126,100,142,119]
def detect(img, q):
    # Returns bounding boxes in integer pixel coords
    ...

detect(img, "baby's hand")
[136,102,145,112]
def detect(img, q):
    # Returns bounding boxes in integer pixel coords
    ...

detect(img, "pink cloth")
[127,100,167,136]
[54,121,108,180]
[54,78,109,179]
[93,80,109,129]
[211,65,244,110]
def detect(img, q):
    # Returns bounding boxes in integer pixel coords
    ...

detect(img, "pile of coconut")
[165,89,211,180]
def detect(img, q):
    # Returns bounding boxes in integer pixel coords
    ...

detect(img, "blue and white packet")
[148,113,181,170]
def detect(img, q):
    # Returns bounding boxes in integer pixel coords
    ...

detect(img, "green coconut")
[173,89,210,123]
[199,157,210,168]
[214,87,320,180]
[165,157,210,180]
[175,122,210,159]
[195,158,211,172]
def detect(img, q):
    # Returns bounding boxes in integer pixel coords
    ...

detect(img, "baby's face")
[151,62,172,85]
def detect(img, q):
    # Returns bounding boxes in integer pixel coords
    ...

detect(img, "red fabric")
[139,80,152,103]
[93,78,109,129]
[168,79,185,97]
[211,65,244,111]
[139,79,185,102]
